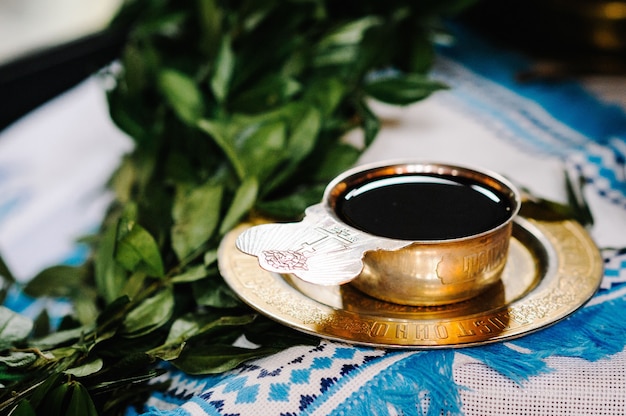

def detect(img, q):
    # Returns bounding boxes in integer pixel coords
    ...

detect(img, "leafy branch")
[0,0,475,414]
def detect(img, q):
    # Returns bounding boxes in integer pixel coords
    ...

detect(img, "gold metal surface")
[352,221,513,306]
[218,216,603,348]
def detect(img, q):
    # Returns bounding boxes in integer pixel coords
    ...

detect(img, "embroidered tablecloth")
[1,28,625,415]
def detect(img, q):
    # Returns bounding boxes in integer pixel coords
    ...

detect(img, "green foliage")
[364,72,449,105]
[0,307,33,350]
[0,0,476,413]
[13,375,99,416]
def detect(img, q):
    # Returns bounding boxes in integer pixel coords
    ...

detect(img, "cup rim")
[322,160,521,244]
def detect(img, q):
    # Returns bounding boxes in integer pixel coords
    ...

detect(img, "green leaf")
[257,184,325,219]
[158,68,205,124]
[244,317,318,348]
[198,0,223,57]
[24,265,86,298]
[565,168,594,226]
[230,75,301,113]
[314,142,361,182]
[407,33,435,73]
[199,117,287,182]
[284,105,322,160]
[210,35,235,103]
[173,344,279,375]
[152,313,255,360]
[0,306,33,350]
[234,119,288,181]
[165,313,255,344]
[313,44,359,68]
[147,341,185,362]
[30,326,87,350]
[318,16,383,48]
[192,276,242,308]
[122,287,174,338]
[132,9,188,38]
[219,177,258,234]
[0,351,38,368]
[32,309,50,338]
[357,99,380,146]
[197,119,246,179]
[87,367,164,394]
[170,264,209,284]
[115,221,164,277]
[94,223,128,304]
[65,358,104,377]
[204,249,218,266]
[314,16,382,67]
[364,72,448,105]
[301,77,346,117]
[26,373,64,409]
[89,352,156,384]
[66,381,98,416]
[261,104,322,193]
[162,314,204,347]
[96,295,130,329]
[171,182,224,260]
[239,2,278,32]
[39,382,70,415]
[122,271,149,299]
[0,364,27,384]
[73,293,99,327]
[10,399,36,416]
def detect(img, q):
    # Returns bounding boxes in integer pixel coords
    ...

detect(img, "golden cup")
[237,161,521,306]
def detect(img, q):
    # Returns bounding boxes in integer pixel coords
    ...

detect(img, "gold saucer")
[218,216,603,348]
